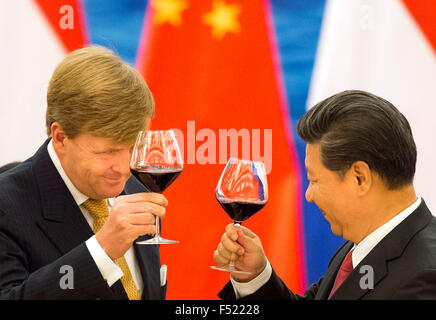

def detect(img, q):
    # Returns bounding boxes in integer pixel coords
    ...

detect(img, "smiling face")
[305,143,360,240]
[57,132,134,200]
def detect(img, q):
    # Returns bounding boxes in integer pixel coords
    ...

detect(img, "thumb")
[238,225,257,238]
[236,229,258,254]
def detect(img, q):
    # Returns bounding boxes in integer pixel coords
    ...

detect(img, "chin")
[101,181,126,198]
[328,222,340,236]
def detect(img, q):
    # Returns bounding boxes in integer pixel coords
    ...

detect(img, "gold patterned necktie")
[83,198,141,300]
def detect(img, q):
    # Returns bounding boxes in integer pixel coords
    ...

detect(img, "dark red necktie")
[328,249,354,299]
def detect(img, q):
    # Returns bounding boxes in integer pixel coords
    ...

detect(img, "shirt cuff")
[85,235,123,287]
[230,259,272,299]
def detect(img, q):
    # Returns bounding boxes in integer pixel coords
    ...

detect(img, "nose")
[112,149,132,176]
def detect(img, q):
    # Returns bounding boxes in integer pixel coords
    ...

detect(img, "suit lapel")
[33,140,94,255]
[133,243,162,299]
[315,241,353,300]
[330,244,388,300]
[330,200,432,300]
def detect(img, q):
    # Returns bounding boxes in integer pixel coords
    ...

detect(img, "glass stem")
[230,222,242,268]
[155,216,160,239]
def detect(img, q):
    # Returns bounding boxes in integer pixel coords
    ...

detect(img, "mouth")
[103,175,125,185]
[104,174,121,180]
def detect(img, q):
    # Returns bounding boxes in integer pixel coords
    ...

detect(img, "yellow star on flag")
[151,0,188,26]
[203,1,241,39]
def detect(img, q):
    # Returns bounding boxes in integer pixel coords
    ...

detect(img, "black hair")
[297,90,416,190]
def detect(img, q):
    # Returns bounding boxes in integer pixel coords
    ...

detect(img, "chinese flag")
[137,0,305,299]
[34,0,89,52]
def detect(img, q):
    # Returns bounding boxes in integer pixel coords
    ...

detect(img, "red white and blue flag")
[1,0,434,299]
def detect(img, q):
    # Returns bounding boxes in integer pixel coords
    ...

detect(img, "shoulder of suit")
[0,159,36,206]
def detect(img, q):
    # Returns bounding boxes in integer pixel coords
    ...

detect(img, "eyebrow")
[94,147,124,153]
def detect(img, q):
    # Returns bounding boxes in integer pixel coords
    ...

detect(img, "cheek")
[96,162,114,178]
[66,154,87,177]
[82,159,107,180]
[328,188,354,220]
[316,185,343,214]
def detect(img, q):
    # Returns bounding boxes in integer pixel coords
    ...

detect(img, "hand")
[95,192,168,260]
[213,223,267,282]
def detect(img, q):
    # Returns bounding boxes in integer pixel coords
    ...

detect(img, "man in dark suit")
[0,46,168,299]
[214,90,436,299]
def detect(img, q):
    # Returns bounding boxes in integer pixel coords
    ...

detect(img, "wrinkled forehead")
[71,133,134,151]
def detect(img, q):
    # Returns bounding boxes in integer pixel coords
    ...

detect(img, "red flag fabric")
[34,0,89,52]
[402,0,436,52]
[137,0,305,299]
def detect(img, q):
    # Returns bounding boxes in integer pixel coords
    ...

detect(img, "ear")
[50,122,68,155]
[349,161,372,195]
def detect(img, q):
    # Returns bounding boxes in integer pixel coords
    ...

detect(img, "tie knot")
[83,198,109,219]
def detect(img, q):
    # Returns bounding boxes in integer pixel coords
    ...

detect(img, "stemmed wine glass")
[210,158,268,274]
[130,130,183,244]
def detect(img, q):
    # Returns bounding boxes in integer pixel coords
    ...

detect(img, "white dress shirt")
[232,196,422,298]
[47,140,143,294]
[351,197,421,268]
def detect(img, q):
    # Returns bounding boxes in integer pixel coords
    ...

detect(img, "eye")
[99,149,116,155]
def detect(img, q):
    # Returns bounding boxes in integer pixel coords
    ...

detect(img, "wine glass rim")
[216,196,268,205]
[227,157,265,165]
[138,129,176,134]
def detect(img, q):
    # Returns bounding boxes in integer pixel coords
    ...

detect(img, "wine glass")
[210,158,268,274]
[130,130,183,244]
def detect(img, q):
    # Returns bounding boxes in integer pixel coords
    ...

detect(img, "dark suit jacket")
[219,200,436,300]
[0,139,166,300]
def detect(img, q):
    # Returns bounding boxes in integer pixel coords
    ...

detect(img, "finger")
[224,223,239,242]
[213,249,230,266]
[116,201,166,218]
[126,212,156,225]
[116,193,168,207]
[133,202,166,218]
[221,232,244,254]
[217,242,235,261]
[237,225,257,239]
[131,224,156,237]
[235,231,259,255]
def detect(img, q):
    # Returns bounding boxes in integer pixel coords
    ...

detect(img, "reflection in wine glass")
[211,158,268,274]
[130,130,183,244]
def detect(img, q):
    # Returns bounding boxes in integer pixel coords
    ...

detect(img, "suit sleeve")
[0,212,117,300]
[218,268,323,300]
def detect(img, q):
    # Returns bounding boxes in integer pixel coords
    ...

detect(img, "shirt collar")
[47,139,89,206]
[351,196,422,268]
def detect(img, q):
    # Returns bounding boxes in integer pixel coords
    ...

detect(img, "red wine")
[217,199,265,223]
[131,167,181,193]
